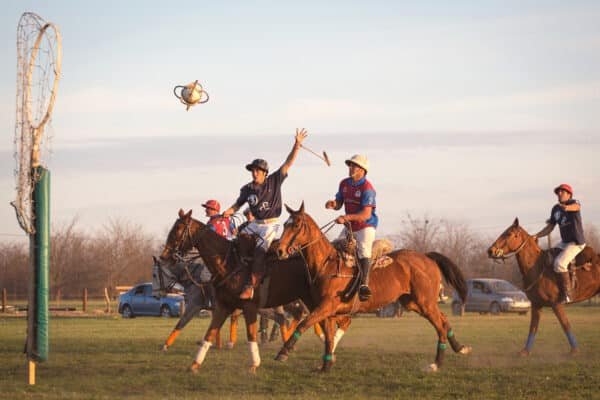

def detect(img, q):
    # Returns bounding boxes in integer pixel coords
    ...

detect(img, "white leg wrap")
[332,329,345,353]
[194,340,212,365]
[249,341,261,367]
[319,333,325,343]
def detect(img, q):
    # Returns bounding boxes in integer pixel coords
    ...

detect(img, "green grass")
[1,305,599,399]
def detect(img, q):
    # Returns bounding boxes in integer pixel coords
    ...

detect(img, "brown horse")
[488,218,600,355]
[274,203,471,372]
[159,209,350,373]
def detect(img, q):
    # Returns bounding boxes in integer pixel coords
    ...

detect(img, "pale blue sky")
[1,1,599,242]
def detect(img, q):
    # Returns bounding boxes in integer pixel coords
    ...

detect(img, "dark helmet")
[245,159,269,173]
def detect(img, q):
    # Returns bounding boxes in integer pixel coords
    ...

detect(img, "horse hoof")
[518,349,530,357]
[424,363,439,373]
[275,352,288,362]
[248,365,258,374]
[161,345,169,352]
[225,341,234,350]
[190,362,201,374]
[459,345,472,355]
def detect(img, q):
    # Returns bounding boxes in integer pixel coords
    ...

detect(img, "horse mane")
[301,211,337,256]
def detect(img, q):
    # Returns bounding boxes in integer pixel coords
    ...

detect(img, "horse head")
[152,255,178,298]
[488,217,531,260]
[276,201,312,260]
[160,209,195,263]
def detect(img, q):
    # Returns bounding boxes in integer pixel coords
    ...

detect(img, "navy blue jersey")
[235,168,287,220]
[548,199,585,245]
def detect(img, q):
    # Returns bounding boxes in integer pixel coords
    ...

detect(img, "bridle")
[285,216,337,254]
[160,218,243,290]
[283,216,356,284]
[490,229,529,262]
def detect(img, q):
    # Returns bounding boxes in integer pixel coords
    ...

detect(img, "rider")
[237,208,255,234]
[202,199,236,240]
[325,154,378,301]
[223,128,308,300]
[533,183,586,304]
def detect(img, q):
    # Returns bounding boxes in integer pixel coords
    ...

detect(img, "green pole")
[27,166,50,362]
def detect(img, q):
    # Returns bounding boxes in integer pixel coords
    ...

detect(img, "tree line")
[1,216,598,300]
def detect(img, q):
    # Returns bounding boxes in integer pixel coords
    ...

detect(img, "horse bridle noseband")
[490,231,528,262]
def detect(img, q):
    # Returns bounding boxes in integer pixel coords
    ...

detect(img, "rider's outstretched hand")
[295,128,308,147]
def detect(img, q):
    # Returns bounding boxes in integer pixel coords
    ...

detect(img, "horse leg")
[275,300,336,362]
[520,305,542,356]
[440,312,471,355]
[226,310,240,349]
[314,321,325,342]
[551,304,578,355]
[419,304,448,372]
[241,302,261,373]
[191,305,231,373]
[331,315,352,354]
[270,320,280,342]
[320,316,337,372]
[162,303,202,351]
[259,314,269,344]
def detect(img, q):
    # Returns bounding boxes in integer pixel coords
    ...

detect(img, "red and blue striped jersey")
[207,215,235,240]
[335,177,378,231]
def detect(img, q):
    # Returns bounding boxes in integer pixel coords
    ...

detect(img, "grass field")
[1,304,599,400]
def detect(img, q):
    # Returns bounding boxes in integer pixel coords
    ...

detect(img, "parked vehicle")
[118,283,183,318]
[452,278,531,316]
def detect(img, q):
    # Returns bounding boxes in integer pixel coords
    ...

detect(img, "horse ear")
[513,217,519,227]
[285,203,294,215]
[178,209,185,218]
[299,201,305,213]
[184,209,193,220]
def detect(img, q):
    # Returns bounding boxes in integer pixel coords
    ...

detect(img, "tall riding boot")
[358,257,372,301]
[557,271,573,304]
[240,247,266,300]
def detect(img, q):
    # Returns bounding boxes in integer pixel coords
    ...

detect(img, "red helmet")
[553,184,573,195]
[201,199,221,212]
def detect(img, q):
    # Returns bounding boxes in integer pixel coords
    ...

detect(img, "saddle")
[545,245,597,290]
[332,236,394,302]
[332,236,394,270]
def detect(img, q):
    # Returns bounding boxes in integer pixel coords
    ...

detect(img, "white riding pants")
[553,241,586,273]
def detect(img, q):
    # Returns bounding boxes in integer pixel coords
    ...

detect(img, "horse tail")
[426,252,467,303]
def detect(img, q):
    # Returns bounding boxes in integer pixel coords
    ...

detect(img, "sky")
[1,1,599,244]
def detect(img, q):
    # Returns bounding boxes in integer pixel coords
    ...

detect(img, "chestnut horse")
[488,218,600,355]
[152,258,296,351]
[274,203,471,372]
[159,209,350,373]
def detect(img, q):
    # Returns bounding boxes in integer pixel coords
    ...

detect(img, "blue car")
[118,283,183,318]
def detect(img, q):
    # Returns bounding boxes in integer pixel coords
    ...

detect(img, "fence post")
[104,288,111,313]
[2,288,6,313]
[82,288,88,313]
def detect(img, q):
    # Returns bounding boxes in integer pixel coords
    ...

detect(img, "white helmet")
[345,154,369,172]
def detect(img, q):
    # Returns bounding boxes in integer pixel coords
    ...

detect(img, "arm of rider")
[336,206,373,224]
[533,222,555,239]
[280,128,308,176]
[222,204,240,218]
[325,199,343,211]
[560,202,581,212]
